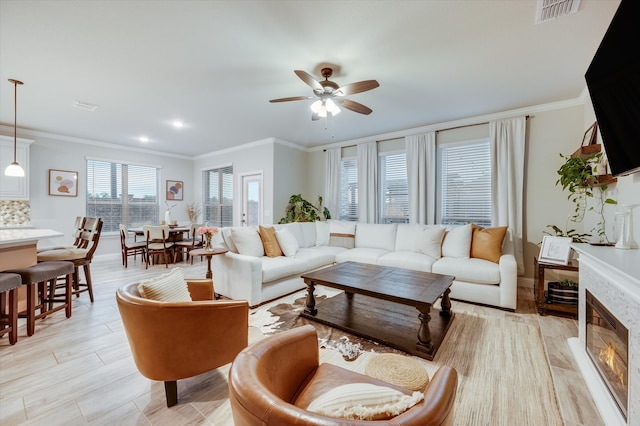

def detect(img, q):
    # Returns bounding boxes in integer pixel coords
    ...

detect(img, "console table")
[534,256,578,318]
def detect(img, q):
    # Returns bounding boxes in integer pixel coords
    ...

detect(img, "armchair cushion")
[137,267,191,302]
[306,382,424,420]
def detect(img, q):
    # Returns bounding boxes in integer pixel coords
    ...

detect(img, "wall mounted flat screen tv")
[585,0,640,177]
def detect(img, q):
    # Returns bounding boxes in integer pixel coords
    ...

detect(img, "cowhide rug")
[249,288,403,361]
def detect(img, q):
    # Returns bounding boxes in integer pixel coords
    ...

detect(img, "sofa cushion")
[413,226,446,259]
[275,227,299,257]
[355,223,397,251]
[231,228,265,257]
[432,257,501,285]
[262,256,309,283]
[441,224,472,259]
[335,248,390,265]
[470,225,508,263]
[315,221,330,246]
[298,222,317,248]
[306,382,424,421]
[294,248,336,270]
[220,227,239,253]
[282,222,306,249]
[395,224,425,252]
[258,225,283,257]
[378,251,437,272]
[137,267,192,302]
[312,245,349,257]
[329,220,357,248]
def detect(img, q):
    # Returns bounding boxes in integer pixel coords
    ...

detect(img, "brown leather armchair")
[116,279,249,407]
[228,324,458,425]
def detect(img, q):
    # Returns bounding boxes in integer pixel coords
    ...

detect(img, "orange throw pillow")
[470,225,508,263]
[259,225,283,257]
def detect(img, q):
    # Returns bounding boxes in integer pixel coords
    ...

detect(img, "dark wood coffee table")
[300,261,455,360]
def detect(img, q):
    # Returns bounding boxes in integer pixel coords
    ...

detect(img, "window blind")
[203,165,233,227]
[339,158,358,221]
[439,140,492,226]
[86,159,159,232]
[379,152,408,224]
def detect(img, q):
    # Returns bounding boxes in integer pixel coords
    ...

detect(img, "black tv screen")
[585,0,640,177]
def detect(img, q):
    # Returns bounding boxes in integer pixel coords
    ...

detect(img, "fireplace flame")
[599,342,625,386]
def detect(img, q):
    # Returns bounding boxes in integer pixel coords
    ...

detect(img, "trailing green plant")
[278,194,331,224]
[549,152,616,243]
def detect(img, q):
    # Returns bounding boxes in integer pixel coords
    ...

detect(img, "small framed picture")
[539,236,573,265]
[166,180,183,201]
[49,169,78,197]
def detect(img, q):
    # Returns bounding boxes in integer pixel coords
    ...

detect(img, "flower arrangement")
[197,225,219,251]
[186,202,201,223]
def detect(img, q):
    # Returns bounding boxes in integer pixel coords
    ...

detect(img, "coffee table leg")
[304,280,317,315]
[416,307,434,354]
[440,288,452,317]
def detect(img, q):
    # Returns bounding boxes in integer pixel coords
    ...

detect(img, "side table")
[189,248,228,280]
[534,257,579,318]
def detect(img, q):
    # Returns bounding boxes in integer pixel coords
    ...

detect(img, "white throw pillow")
[307,383,424,421]
[137,267,191,302]
[231,228,265,257]
[413,226,446,258]
[315,221,330,246]
[441,223,472,259]
[276,227,300,257]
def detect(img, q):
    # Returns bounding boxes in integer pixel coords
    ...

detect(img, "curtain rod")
[323,115,531,150]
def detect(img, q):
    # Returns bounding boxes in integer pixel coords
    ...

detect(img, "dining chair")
[119,224,146,268]
[143,225,176,269]
[174,223,203,264]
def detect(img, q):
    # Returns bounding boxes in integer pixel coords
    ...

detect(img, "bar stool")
[5,261,74,337]
[0,273,22,345]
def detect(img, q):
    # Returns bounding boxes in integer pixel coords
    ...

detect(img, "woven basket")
[364,353,430,392]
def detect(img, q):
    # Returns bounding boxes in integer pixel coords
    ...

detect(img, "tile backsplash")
[0,200,31,226]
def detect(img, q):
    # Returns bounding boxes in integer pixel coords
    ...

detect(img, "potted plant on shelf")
[546,279,579,305]
[546,151,617,243]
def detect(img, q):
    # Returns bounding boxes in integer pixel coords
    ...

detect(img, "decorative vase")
[164,210,172,225]
[204,234,213,251]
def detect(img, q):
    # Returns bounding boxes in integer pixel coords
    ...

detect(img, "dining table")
[128,225,191,263]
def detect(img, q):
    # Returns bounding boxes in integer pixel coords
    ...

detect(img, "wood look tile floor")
[0,254,603,425]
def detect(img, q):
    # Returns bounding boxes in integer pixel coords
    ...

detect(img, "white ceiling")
[0,0,621,157]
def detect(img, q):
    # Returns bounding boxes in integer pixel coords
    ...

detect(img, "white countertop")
[0,228,64,246]
[571,243,640,286]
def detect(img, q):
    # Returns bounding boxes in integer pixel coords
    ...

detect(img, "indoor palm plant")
[278,194,331,223]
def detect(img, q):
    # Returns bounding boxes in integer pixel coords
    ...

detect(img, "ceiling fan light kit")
[269,67,379,121]
[5,78,26,178]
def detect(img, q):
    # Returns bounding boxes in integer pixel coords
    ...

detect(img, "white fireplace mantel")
[570,244,640,426]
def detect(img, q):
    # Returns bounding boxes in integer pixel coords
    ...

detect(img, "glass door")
[241,173,262,226]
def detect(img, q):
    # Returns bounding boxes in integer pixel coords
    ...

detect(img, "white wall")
[25,134,194,256]
[273,141,308,224]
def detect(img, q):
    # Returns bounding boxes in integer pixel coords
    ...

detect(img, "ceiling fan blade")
[269,96,313,103]
[311,112,321,121]
[294,70,323,92]
[339,99,373,115]
[335,80,379,96]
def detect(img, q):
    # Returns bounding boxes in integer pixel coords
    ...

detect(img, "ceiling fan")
[269,68,379,121]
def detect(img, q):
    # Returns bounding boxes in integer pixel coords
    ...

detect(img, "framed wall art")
[166,180,183,201]
[538,236,573,265]
[49,169,78,197]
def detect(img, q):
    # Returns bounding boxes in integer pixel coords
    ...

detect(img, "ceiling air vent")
[73,100,98,111]
[535,0,581,24]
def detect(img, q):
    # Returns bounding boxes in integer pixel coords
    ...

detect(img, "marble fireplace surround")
[569,244,640,426]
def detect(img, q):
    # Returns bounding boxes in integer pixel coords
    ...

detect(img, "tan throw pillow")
[470,225,508,263]
[307,383,424,421]
[259,225,283,257]
[137,267,191,302]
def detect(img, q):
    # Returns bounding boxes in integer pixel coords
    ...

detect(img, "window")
[339,158,358,221]
[86,159,159,232]
[203,165,233,227]
[378,152,408,223]
[438,139,492,226]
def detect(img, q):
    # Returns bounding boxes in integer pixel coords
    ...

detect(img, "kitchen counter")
[0,228,63,247]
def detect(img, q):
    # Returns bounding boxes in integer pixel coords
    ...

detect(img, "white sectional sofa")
[211,221,517,310]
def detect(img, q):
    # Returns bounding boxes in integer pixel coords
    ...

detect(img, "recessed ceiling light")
[172,120,184,129]
[139,136,149,143]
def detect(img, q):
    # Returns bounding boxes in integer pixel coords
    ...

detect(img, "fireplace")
[586,290,629,420]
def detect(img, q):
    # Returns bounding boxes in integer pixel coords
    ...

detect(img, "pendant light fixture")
[4,79,25,177]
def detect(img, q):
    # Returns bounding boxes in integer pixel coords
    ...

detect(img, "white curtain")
[357,142,377,223]
[405,132,436,224]
[490,116,526,275]
[324,148,341,219]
